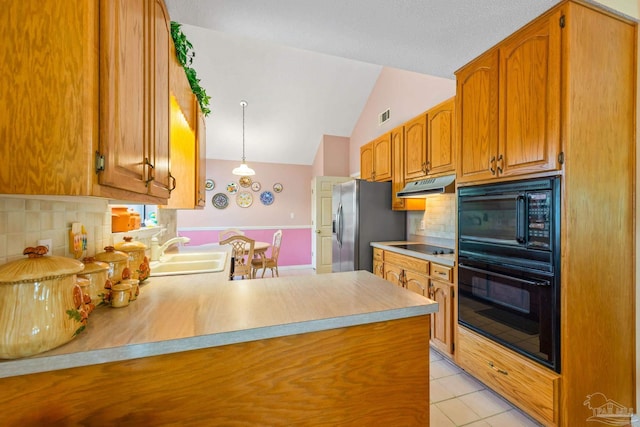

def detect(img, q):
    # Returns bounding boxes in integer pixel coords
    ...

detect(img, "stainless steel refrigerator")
[332,180,406,272]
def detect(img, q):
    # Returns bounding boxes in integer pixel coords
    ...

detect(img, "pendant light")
[232,100,255,176]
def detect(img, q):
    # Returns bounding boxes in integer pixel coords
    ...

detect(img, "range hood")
[396,175,455,198]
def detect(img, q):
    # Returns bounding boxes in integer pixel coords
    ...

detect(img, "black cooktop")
[391,244,454,255]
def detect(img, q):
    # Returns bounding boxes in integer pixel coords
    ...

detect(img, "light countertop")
[0,270,438,379]
[371,241,456,267]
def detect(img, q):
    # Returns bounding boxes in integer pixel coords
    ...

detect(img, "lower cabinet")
[375,249,455,356]
[429,264,454,355]
[457,326,560,426]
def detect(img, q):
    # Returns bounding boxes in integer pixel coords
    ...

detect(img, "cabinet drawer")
[431,263,452,282]
[373,248,384,262]
[457,327,559,426]
[384,251,429,275]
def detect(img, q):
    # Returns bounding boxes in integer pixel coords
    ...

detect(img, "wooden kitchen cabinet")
[163,38,207,210]
[403,113,428,181]
[391,125,426,211]
[454,2,636,426]
[456,9,561,184]
[376,249,456,357]
[373,248,384,278]
[360,133,392,182]
[457,327,560,426]
[0,0,173,204]
[99,0,172,199]
[429,264,454,355]
[404,97,455,182]
[194,105,207,208]
[426,98,455,176]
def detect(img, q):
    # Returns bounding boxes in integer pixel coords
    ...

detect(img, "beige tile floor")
[271,268,543,426]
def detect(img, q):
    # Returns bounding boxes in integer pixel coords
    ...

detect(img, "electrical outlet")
[419,220,425,230]
[37,239,53,255]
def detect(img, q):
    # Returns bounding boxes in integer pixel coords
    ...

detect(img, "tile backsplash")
[408,193,456,241]
[0,196,112,265]
[0,196,182,266]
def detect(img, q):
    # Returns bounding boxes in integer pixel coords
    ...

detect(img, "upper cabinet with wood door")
[456,9,562,184]
[404,97,455,182]
[427,98,455,176]
[391,125,425,211]
[360,133,392,182]
[163,37,207,210]
[403,113,428,181]
[0,0,172,204]
[99,0,172,200]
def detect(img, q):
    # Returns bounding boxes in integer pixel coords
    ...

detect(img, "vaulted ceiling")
[165,0,565,165]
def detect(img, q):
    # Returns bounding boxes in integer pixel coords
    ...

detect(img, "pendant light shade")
[232,100,255,176]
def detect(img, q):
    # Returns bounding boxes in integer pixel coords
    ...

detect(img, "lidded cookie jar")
[0,246,86,359]
[114,237,148,281]
[78,257,110,302]
[94,246,128,284]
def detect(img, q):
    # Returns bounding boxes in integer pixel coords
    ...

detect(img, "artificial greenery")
[170,22,211,116]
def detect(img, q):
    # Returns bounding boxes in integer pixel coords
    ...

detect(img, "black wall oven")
[458,177,560,372]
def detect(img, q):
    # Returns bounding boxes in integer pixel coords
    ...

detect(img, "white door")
[311,176,351,273]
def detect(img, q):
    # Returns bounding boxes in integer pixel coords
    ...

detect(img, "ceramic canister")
[94,246,129,284]
[110,283,131,308]
[78,257,110,302]
[114,237,147,280]
[0,246,85,359]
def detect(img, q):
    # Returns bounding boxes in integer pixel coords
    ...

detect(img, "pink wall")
[349,67,456,174]
[176,159,313,266]
[178,227,311,267]
[311,134,350,177]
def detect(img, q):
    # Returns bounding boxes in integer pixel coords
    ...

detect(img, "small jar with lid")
[114,237,147,281]
[78,257,110,302]
[110,282,131,308]
[94,246,129,284]
[0,246,86,359]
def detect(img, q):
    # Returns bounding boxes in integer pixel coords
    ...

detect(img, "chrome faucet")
[150,236,191,261]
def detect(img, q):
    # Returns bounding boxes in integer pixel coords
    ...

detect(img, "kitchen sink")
[150,252,228,276]
[160,252,227,263]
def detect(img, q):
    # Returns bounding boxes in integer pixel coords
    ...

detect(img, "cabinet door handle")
[144,157,155,185]
[425,161,430,174]
[488,361,509,375]
[497,154,504,174]
[169,174,177,192]
[489,156,496,175]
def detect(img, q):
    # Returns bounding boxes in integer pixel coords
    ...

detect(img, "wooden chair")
[252,230,283,278]
[218,228,245,242]
[220,235,255,280]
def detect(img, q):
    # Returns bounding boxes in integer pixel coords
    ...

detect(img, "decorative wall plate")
[226,182,238,194]
[212,193,229,209]
[251,181,261,192]
[236,191,253,208]
[205,179,215,191]
[273,183,283,193]
[239,176,252,187]
[260,191,274,206]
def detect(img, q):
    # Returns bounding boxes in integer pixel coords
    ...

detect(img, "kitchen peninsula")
[0,270,437,426]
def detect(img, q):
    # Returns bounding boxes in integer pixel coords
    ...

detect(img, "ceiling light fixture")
[232,100,255,176]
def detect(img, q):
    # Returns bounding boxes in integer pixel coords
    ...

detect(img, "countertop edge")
[0,305,436,379]
[371,242,456,267]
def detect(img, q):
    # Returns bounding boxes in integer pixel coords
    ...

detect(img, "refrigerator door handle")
[336,203,343,247]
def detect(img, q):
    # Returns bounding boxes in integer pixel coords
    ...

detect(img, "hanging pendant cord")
[241,100,247,162]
